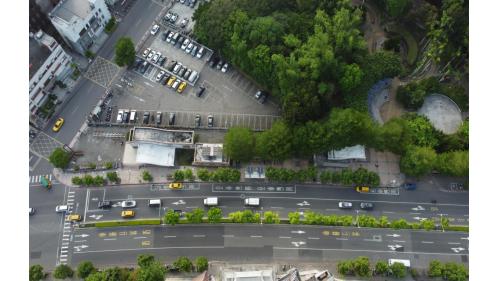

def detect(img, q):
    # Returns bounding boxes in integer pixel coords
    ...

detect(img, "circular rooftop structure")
[418,94,463,134]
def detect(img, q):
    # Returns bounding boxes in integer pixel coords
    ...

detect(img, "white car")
[152,53,160,63]
[55,205,69,213]
[147,50,155,61]
[142,48,151,58]
[166,32,174,43]
[150,24,160,35]
[196,47,205,59]
[221,63,229,73]
[181,39,190,50]
[156,71,165,82]
[185,43,194,53]
[121,200,137,208]
[116,110,124,123]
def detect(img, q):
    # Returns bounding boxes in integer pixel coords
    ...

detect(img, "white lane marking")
[74,246,226,254]
[60,259,67,262]
[383,211,395,214]
[308,237,320,240]
[270,207,284,209]
[133,236,147,239]
[393,240,406,243]
[336,238,348,241]
[251,235,263,238]
[104,238,117,241]
[193,235,206,238]
[410,212,421,215]
[274,247,468,256]
[73,240,87,243]
[164,235,176,238]
[60,254,67,258]
[448,242,461,245]
[222,235,234,238]
[279,236,291,239]
[422,241,434,244]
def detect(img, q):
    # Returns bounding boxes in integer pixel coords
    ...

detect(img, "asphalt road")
[76,183,469,226]
[70,224,469,268]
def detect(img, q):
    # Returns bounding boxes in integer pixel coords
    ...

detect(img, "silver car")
[121,200,136,208]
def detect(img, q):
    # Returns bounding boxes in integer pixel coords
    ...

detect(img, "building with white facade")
[49,0,111,55]
[29,30,73,119]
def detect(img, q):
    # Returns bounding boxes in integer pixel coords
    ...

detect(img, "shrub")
[428,260,443,277]
[197,168,211,181]
[104,17,117,33]
[184,169,195,181]
[88,163,97,169]
[186,208,205,223]
[337,260,354,276]
[390,262,406,278]
[106,172,119,183]
[173,170,185,182]
[263,211,280,224]
[104,162,113,169]
[76,261,96,279]
[207,207,222,223]
[288,212,301,224]
[93,175,105,186]
[83,174,94,186]
[142,170,153,182]
[29,265,45,281]
[72,176,83,185]
[375,261,389,275]
[194,256,208,272]
[353,256,371,277]
[173,257,193,272]
[53,264,74,279]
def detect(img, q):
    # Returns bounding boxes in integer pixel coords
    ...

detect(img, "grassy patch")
[445,225,469,232]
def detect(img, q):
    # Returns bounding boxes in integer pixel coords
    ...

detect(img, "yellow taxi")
[52,118,65,132]
[65,214,82,222]
[121,210,135,218]
[167,76,176,87]
[169,182,183,189]
[177,81,187,93]
[356,186,370,193]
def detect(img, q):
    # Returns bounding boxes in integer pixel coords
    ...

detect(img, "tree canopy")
[223,127,255,162]
[114,37,136,67]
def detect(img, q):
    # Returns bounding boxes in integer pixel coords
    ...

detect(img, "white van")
[148,199,161,207]
[130,110,136,123]
[388,259,411,268]
[188,71,198,83]
[203,197,218,206]
[244,198,260,207]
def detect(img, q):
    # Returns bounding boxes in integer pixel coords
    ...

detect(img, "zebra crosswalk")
[58,190,76,265]
[29,174,53,184]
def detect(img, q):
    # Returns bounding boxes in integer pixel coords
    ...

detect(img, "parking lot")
[92,1,280,132]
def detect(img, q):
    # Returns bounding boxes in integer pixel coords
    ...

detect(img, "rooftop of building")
[132,127,194,145]
[50,0,93,22]
[193,143,229,166]
[29,37,51,80]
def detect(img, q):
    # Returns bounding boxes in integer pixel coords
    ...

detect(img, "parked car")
[170,13,178,23]
[155,71,165,82]
[172,79,181,89]
[360,202,374,210]
[180,18,189,28]
[195,114,201,127]
[168,112,176,125]
[123,110,129,123]
[221,63,229,73]
[147,50,155,61]
[178,66,187,77]
[167,76,176,87]
[175,35,184,47]
[185,43,194,53]
[183,69,192,80]
[190,45,198,57]
[402,183,417,190]
[338,202,353,209]
[173,63,182,74]
[161,32,169,41]
[207,115,214,127]
[151,24,160,35]
[196,86,206,97]
[156,112,162,124]
[254,90,268,103]
[142,48,151,58]
[116,110,124,123]
[98,201,112,209]
[181,38,190,50]
[177,81,187,93]
[29,208,36,216]
[166,31,174,42]
[196,47,205,59]
[143,112,150,124]
[160,76,169,85]
[167,60,177,71]
[158,56,167,66]
[216,60,224,70]
[189,0,197,8]
[188,71,199,83]
[152,53,160,63]
[171,33,180,45]
[121,200,137,208]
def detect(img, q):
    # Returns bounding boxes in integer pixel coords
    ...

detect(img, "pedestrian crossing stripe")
[29,174,53,183]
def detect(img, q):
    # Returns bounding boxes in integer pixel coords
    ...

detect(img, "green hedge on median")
[88,219,161,228]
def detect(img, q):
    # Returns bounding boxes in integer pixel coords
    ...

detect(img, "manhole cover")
[30,251,41,259]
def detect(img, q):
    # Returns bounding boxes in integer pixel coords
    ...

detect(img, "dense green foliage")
[396,77,440,110]
[193,0,403,124]
[136,261,166,281]
[186,208,205,223]
[400,146,437,177]
[337,257,371,277]
[194,256,209,272]
[207,207,223,223]
[114,37,135,66]
[106,172,120,183]
[263,211,281,224]
[142,170,153,182]
[29,265,45,281]
[228,210,260,223]
[319,168,380,186]
[164,209,180,225]
[223,127,255,162]
[390,262,407,278]
[137,254,156,268]
[49,148,71,168]
[173,257,193,272]
[53,264,74,279]
[435,150,468,177]
[77,261,96,279]
[265,166,317,183]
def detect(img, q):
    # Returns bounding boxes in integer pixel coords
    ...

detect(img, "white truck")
[388,259,411,268]
[244,198,260,207]
[203,197,218,206]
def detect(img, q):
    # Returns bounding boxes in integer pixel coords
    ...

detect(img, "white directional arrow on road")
[291,230,306,234]
[412,216,427,221]
[386,234,401,238]
[172,200,186,205]
[291,241,306,247]
[297,201,310,207]
[388,244,403,251]
[460,237,469,240]
[112,203,121,207]
[75,234,89,238]
[91,197,99,201]
[451,247,466,253]
[411,205,425,211]
[73,245,88,251]
[89,214,103,220]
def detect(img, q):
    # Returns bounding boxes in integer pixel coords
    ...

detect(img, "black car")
[178,66,187,77]
[183,69,192,80]
[207,115,214,127]
[208,56,219,68]
[196,86,205,97]
[143,112,150,124]
[161,32,169,41]
[360,202,374,210]
[195,114,201,127]
[156,112,162,125]
[159,56,167,66]
[168,113,175,125]
[216,60,224,70]
[168,61,177,71]
[98,201,112,209]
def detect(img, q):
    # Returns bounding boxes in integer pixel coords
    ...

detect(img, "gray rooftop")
[29,38,51,80]
[51,0,92,22]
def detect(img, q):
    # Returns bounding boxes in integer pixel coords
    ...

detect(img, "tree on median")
[49,147,71,168]
[186,208,205,223]
[164,209,180,225]
[29,265,45,281]
[137,254,156,268]
[207,207,222,223]
[390,262,406,278]
[135,261,166,281]
[53,264,74,279]
[76,261,96,279]
[194,256,209,272]
[114,37,135,67]
[173,257,193,272]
